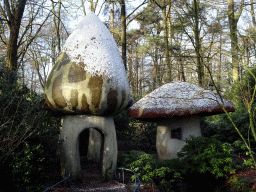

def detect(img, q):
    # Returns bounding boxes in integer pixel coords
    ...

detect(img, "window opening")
[171,127,182,140]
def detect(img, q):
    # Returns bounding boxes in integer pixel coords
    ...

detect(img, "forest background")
[2,0,256,95]
[1,0,256,191]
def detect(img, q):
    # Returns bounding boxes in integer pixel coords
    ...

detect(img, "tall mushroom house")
[128,81,235,160]
[44,11,130,179]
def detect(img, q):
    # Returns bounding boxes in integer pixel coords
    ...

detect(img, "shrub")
[10,142,45,191]
[203,66,256,150]
[173,136,239,192]
[122,151,183,191]
[130,153,157,183]
[120,150,147,168]
[177,135,237,178]
[203,107,256,149]
[226,175,254,192]
[0,64,61,191]
[153,159,183,192]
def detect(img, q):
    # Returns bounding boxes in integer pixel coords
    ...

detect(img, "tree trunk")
[89,0,98,12]
[217,31,222,91]
[135,40,139,95]
[51,36,57,67]
[120,0,127,70]
[52,0,62,54]
[6,0,27,73]
[128,44,134,94]
[227,0,244,82]
[110,9,114,36]
[179,54,186,82]
[162,6,171,82]
[140,58,144,95]
[167,3,172,81]
[81,0,86,15]
[193,0,204,87]
[153,43,158,90]
[250,0,256,31]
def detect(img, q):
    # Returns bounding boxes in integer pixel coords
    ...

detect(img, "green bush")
[153,159,183,192]
[120,136,241,191]
[0,64,61,191]
[203,107,256,149]
[121,151,183,191]
[120,136,256,192]
[203,67,256,150]
[130,153,157,183]
[10,142,45,191]
[226,175,254,192]
[120,150,147,168]
[177,135,237,178]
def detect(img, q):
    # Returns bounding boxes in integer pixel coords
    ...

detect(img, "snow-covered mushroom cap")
[44,11,130,115]
[129,81,235,121]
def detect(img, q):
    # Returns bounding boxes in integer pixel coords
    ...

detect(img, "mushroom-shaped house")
[129,81,235,160]
[44,11,130,179]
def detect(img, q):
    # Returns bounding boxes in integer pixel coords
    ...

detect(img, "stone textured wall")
[156,115,202,160]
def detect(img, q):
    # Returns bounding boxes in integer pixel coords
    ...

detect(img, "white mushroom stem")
[156,115,202,160]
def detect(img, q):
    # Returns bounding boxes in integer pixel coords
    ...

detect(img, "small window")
[171,127,182,140]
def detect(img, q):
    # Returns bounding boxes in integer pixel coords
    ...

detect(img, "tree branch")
[235,0,244,22]
[0,33,7,46]
[18,11,51,67]
[126,10,144,26]
[81,0,86,15]
[250,0,256,28]
[4,0,12,21]
[0,5,8,22]
[151,0,163,9]
[97,0,106,16]
[17,4,41,48]
[126,0,147,19]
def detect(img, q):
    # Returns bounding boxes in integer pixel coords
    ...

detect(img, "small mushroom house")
[129,81,235,160]
[44,11,130,179]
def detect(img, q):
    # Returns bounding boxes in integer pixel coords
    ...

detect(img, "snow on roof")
[63,11,129,92]
[129,81,235,120]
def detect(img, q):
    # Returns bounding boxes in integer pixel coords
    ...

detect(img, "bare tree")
[0,0,51,83]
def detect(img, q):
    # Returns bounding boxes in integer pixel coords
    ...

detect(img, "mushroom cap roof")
[43,11,130,115]
[129,81,235,121]
[63,11,129,91]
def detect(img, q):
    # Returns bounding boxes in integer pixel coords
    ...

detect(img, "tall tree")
[1,0,26,71]
[0,0,51,82]
[80,0,106,14]
[109,0,147,70]
[193,0,204,87]
[152,0,172,82]
[52,0,62,55]
[134,2,163,90]
[227,0,244,82]
[119,0,127,70]
[173,0,205,87]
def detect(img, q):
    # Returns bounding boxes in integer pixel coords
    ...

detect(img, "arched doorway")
[79,128,104,173]
[60,115,117,179]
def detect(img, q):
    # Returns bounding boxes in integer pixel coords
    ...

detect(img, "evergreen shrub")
[120,151,183,192]
[0,63,61,191]
[120,136,244,192]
